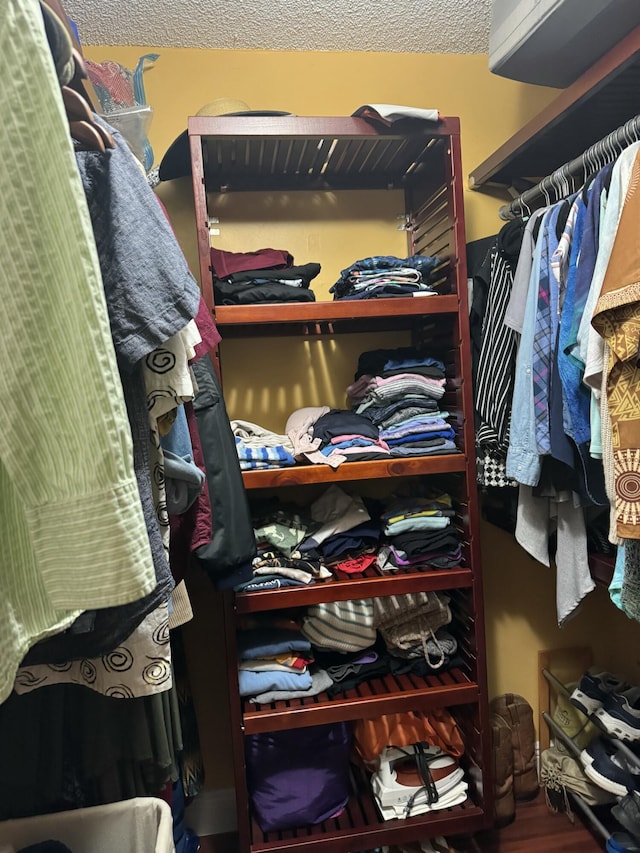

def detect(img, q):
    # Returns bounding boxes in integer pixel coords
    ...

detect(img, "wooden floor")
[468,792,606,852]
[198,794,608,852]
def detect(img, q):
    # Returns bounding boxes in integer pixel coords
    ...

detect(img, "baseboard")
[185,787,237,836]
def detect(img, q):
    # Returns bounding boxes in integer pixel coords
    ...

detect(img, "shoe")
[571,670,629,716]
[581,738,640,797]
[595,687,640,742]
[613,792,640,841]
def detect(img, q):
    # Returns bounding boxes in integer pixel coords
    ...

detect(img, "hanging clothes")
[474,218,523,487]
[21,121,203,669]
[592,147,640,539]
[484,132,640,624]
[0,0,160,704]
[485,160,640,622]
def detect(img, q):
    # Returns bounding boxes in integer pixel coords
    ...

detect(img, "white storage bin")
[0,797,174,853]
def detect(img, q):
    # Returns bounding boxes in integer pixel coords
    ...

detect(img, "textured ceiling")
[64,0,493,53]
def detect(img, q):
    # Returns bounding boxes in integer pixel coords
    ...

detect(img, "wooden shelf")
[241,453,466,489]
[213,294,459,328]
[190,114,493,852]
[236,566,473,614]
[249,762,485,852]
[242,667,479,734]
[469,26,640,190]
[189,115,460,192]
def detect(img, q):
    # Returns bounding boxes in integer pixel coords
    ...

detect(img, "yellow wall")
[84,44,640,791]
[84,46,557,244]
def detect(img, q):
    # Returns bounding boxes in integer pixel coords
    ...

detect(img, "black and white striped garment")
[475,243,519,487]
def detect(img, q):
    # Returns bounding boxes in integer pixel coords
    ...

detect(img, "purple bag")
[245,722,352,832]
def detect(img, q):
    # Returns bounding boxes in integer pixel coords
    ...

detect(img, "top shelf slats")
[189,115,459,192]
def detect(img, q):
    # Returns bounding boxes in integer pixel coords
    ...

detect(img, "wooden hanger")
[38,1,115,152]
[65,50,116,150]
[61,78,116,151]
[69,120,106,152]
[63,89,116,151]
[61,85,92,121]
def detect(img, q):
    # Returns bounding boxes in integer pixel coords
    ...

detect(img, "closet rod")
[499,114,640,221]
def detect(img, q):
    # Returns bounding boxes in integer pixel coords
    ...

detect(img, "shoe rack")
[541,667,640,850]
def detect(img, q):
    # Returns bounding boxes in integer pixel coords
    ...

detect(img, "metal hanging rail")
[499,115,640,220]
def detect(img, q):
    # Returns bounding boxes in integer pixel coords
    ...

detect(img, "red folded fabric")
[210,246,293,277]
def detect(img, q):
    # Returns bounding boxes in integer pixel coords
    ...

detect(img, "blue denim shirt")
[558,194,590,444]
[506,209,551,486]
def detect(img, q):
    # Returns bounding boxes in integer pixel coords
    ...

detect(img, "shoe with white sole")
[595,687,640,743]
[571,671,629,716]
[581,737,640,797]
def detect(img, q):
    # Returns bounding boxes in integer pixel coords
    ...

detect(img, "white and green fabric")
[0,0,157,702]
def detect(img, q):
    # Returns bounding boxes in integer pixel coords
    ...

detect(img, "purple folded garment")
[245,722,352,832]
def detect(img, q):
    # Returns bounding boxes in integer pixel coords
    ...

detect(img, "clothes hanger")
[564,162,576,197]
[68,49,116,149]
[61,85,92,121]
[38,1,113,151]
[518,195,532,220]
[550,167,563,203]
[623,118,637,146]
[63,86,115,150]
[61,64,115,150]
[69,120,106,152]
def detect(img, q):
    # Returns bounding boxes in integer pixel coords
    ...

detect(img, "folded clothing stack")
[377,493,463,571]
[231,419,296,471]
[236,501,333,592]
[348,346,458,458]
[239,485,463,587]
[311,408,391,464]
[211,246,320,305]
[236,616,314,699]
[330,254,440,300]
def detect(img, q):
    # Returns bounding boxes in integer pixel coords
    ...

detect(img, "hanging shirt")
[592,149,640,539]
[0,0,157,702]
[506,209,552,486]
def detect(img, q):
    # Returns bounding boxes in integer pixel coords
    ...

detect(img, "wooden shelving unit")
[189,114,491,852]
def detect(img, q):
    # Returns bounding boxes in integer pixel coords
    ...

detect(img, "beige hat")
[196,98,250,117]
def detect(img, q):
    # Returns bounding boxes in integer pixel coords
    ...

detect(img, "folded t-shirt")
[237,628,312,661]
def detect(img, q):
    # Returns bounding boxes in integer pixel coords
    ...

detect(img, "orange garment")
[592,150,640,539]
[354,708,464,767]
